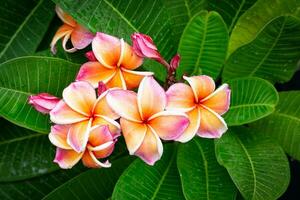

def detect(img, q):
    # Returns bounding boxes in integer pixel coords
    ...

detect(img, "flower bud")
[131,33,163,61]
[29,93,60,114]
[85,51,97,61]
[169,54,180,72]
[98,81,107,96]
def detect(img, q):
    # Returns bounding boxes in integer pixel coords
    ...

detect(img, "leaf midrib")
[235,135,257,199]
[273,112,300,123]
[228,0,245,32]
[194,140,210,200]
[0,0,44,59]
[103,0,138,32]
[0,133,46,146]
[192,12,209,75]
[249,18,286,76]
[150,148,176,200]
[0,86,33,96]
[229,103,275,109]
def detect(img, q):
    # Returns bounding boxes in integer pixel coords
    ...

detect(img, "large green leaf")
[43,157,133,200]
[0,165,85,200]
[177,138,237,200]
[0,119,57,182]
[112,144,185,200]
[223,16,300,83]
[0,0,55,63]
[228,0,300,55]
[176,11,228,80]
[208,0,257,33]
[251,91,300,161]
[215,127,290,200]
[224,77,278,126]
[0,56,80,133]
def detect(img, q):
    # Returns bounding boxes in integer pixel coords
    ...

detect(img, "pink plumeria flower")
[50,124,117,169]
[49,81,120,163]
[50,6,94,54]
[29,93,60,114]
[76,33,153,90]
[166,75,231,142]
[107,76,189,165]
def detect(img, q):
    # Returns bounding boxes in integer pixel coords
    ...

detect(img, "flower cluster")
[29,7,230,168]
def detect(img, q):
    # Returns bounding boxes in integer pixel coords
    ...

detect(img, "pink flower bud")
[98,81,107,96]
[170,54,180,72]
[131,33,163,61]
[28,93,60,114]
[85,51,97,61]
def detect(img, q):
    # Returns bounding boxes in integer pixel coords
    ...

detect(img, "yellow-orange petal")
[201,84,231,115]
[50,100,88,124]
[198,106,228,138]
[183,75,215,102]
[148,111,189,140]
[92,32,121,68]
[176,107,201,143]
[105,69,126,89]
[135,127,163,165]
[107,89,142,122]
[63,81,96,116]
[49,125,71,149]
[55,6,76,27]
[62,31,76,53]
[166,83,196,112]
[120,118,147,155]
[92,115,120,137]
[93,91,119,119]
[138,76,166,120]
[121,68,154,90]
[82,150,111,168]
[50,24,73,54]
[120,42,143,70]
[54,148,83,169]
[67,119,92,153]
[76,62,116,88]
[88,125,113,147]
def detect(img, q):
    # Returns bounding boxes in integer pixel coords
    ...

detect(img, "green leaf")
[176,11,228,80]
[0,119,58,182]
[43,157,133,200]
[208,0,257,33]
[0,165,85,200]
[224,77,278,126]
[215,127,290,200]
[250,91,300,161]
[228,0,300,55]
[112,144,185,200]
[0,56,80,133]
[0,0,55,63]
[223,16,300,83]
[177,138,237,200]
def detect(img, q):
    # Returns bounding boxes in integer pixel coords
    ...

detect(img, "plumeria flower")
[166,75,231,142]
[107,76,189,165]
[50,124,117,169]
[76,33,153,90]
[50,6,94,54]
[49,81,120,156]
[29,93,60,114]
